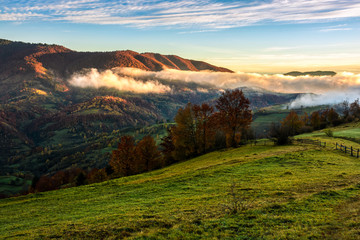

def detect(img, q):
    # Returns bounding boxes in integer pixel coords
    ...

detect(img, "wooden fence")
[336,143,360,158]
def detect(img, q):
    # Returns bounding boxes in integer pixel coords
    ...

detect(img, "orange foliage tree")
[110,135,136,176]
[136,135,162,172]
[171,103,199,160]
[215,89,252,147]
[350,99,360,118]
[193,103,216,154]
[310,111,321,130]
[281,110,304,136]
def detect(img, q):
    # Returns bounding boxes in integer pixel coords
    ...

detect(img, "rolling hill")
[1,122,360,239]
[0,39,303,180]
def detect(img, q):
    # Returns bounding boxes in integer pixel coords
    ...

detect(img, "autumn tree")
[193,103,215,154]
[310,111,321,130]
[215,89,252,147]
[327,108,340,126]
[350,98,360,118]
[172,103,198,160]
[110,135,136,176]
[87,168,108,184]
[342,100,350,120]
[34,175,54,192]
[135,135,162,172]
[281,110,304,136]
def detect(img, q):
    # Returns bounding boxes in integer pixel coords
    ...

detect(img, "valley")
[0,39,302,187]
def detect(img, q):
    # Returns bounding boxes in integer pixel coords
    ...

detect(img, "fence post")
[357,149,359,158]
[336,143,337,150]
[345,146,347,153]
[351,147,353,156]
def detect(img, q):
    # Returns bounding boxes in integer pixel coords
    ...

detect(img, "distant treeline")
[269,99,360,144]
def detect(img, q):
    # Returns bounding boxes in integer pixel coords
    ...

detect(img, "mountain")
[284,71,336,77]
[0,39,301,185]
[0,39,232,80]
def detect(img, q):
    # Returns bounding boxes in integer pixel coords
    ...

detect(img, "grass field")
[1,123,360,239]
[297,122,360,141]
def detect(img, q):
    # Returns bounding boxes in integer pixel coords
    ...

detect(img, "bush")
[324,129,334,137]
[268,123,292,145]
[221,182,255,215]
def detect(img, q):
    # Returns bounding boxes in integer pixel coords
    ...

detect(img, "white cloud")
[1,0,360,29]
[113,67,360,94]
[69,68,171,94]
[289,90,360,108]
[69,67,360,107]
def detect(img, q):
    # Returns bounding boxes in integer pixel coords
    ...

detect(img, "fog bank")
[68,67,360,107]
[69,68,171,94]
[115,68,360,94]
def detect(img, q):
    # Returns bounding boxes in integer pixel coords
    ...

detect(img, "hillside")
[284,71,336,77]
[0,39,302,180]
[1,123,360,239]
[0,39,233,80]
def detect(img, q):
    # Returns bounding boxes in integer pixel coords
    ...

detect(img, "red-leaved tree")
[215,89,252,147]
[110,136,136,176]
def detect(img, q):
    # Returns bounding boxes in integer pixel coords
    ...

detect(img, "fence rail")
[336,143,360,158]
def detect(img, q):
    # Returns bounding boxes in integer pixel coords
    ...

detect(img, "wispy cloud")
[320,24,353,32]
[1,0,360,29]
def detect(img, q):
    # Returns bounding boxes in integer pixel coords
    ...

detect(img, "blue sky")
[1,0,360,73]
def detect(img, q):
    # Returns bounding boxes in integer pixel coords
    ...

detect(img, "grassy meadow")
[1,123,360,239]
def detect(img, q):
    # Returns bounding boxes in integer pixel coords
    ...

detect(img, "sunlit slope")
[1,130,360,239]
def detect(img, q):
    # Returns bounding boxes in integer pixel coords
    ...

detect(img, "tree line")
[110,89,253,177]
[269,99,360,145]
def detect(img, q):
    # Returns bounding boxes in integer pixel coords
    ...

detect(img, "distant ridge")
[284,71,336,77]
[0,39,233,79]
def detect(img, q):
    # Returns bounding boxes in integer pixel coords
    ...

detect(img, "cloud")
[320,24,352,32]
[289,90,360,108]
[114,67,360,94]
[68,68,171,94]
[1,0,360,29]
[69,67,360,107]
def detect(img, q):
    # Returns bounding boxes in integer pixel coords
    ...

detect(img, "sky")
[1,0,360,73]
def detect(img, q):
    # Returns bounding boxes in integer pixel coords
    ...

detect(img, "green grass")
[2,125,360,239]
[296,122,360,144]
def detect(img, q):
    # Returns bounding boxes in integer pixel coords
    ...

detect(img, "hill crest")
[0,39,233,79]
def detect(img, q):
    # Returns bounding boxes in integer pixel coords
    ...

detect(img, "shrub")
[268,123,292,145]
[324,129,334,137]
[221,182,255,215]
